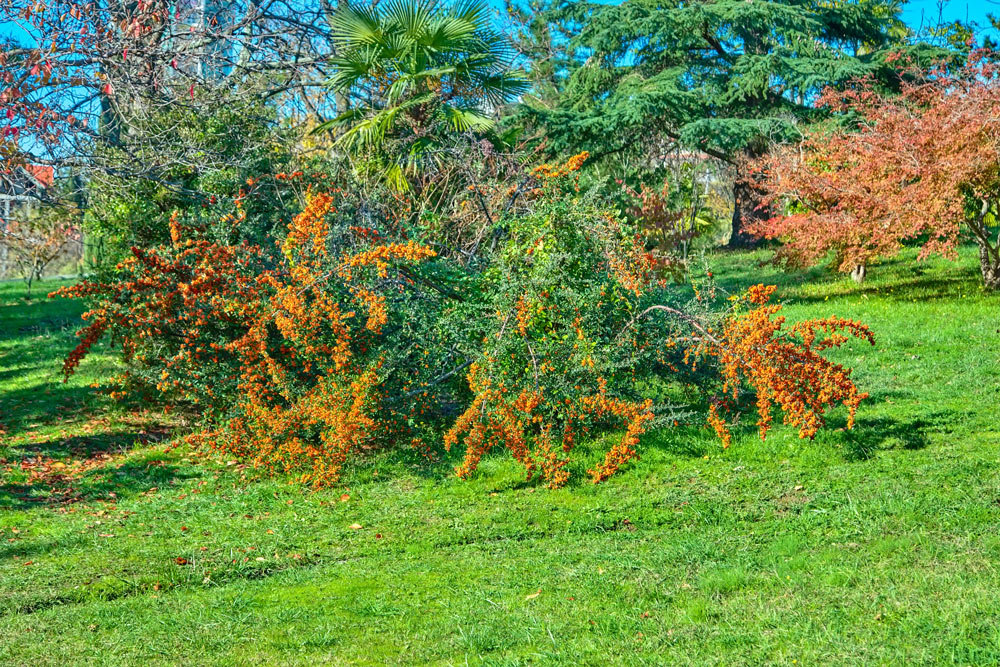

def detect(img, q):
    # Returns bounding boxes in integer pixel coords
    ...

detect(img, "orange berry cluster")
[531,151,590,181]
[698,284,875,445]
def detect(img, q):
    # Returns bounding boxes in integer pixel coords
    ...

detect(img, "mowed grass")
[1,246,999,665]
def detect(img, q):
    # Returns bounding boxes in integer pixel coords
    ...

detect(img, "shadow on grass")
[17,427,171,459]
[0,453,193,511]
[0,385,113,435]
[0,287,84,336]
[708,245,995,303]
[711,259,835,295]
[838,416,932,461]
[786,274,986,305]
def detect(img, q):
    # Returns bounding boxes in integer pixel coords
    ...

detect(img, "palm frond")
[330,4,382,46]
[311,108,366,135]
[440,105,494,132]
[324,0,529,188]
[382,0,438,39]
[328,47,383,91]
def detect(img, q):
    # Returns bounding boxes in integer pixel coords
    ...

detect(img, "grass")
[1,246,999,665]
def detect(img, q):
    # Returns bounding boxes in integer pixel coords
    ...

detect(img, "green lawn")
[1,247,999,665]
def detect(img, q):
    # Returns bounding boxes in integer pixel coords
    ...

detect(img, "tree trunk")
[729,174,766,248]
[979,243,1000,291]
[850,264,867,283]
[969,199,1000,290]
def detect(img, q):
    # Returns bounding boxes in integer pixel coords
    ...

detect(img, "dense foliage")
[55,155,874,487]
[753,50,1000,289]
[319,0,528,193]
[510,0,951,244]
[83,102,295,267]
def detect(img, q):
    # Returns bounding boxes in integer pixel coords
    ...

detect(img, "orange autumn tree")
[752,50,1000,288]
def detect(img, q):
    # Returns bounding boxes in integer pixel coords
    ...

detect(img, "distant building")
[0,164,53,222]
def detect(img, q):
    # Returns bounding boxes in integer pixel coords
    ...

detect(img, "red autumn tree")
[751,50,1000,288]
[0,0,334,194]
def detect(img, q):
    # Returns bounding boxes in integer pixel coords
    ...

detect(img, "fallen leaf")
[340,493,350,502]
[175,557,188,566]
[525,589,542,600]
[349,523,363,530]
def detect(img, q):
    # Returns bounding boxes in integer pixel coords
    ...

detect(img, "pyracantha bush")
[56,155,875,488]
[442,156,875,486]
[56,182,442,485]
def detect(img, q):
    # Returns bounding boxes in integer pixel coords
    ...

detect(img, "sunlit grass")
[1,246,998,664]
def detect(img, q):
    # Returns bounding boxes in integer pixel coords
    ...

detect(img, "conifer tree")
[515,0,953,245]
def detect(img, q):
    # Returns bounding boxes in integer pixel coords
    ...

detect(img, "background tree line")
[1,0,996,483]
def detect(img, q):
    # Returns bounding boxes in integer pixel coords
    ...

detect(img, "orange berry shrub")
[54,179,444,485]
[55,156,876,489]
[690,285,874,448]
[441,156,876,487]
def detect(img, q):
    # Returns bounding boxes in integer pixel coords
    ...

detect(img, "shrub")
[56,156,875,488]
[442,163,874,485]
[57,182,437,485]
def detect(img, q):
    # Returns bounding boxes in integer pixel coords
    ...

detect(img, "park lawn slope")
[1,246,999,665]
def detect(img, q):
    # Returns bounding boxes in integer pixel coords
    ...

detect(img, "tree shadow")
[0,453,193,511]
[0,380,159,450]
[20,427,171,458]
[0,295,84,353]
[711,259,836,295]
[837,416,932,461]
[786,275,987,305]
[705,243,994,303]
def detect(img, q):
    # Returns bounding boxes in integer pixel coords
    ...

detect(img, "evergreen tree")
[515,0,954,245]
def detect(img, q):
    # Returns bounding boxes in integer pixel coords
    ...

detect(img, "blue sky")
[903,0,998,35]
[1,1,998,43]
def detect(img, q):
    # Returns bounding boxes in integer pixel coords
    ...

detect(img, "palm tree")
[319,0,528,190]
